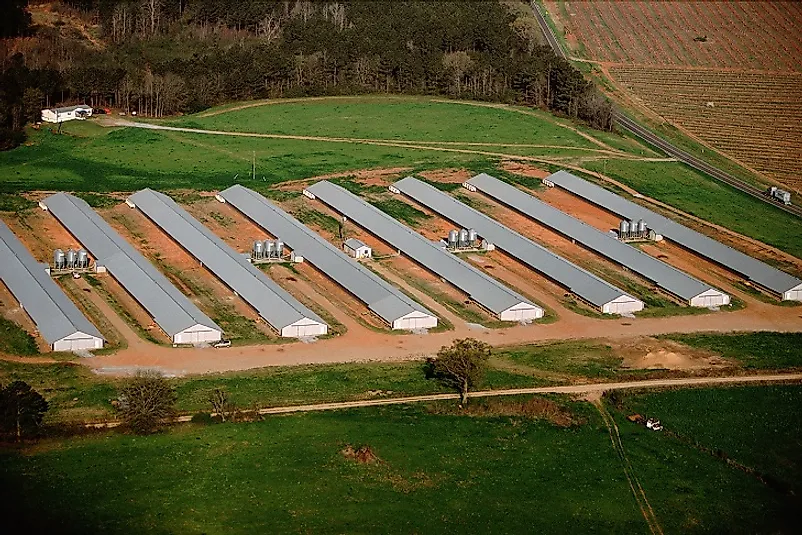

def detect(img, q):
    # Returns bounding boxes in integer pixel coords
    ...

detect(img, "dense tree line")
[0,0,613,149]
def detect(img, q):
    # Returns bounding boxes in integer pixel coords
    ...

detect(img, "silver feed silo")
[458,229,469,248]
[637,219,646,237]
[77,249,88,268]
[275,240,284,259]
[66,249,77,269]
[468,228,478,246]
[265,240,275,259]
[619,220,629,239]
[629,220,638,238]
[54,249,65,269]
[448,230,459,248]
[253,240,264,260]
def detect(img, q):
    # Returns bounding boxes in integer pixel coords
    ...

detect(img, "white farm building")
[41,105,93,123]
[343,238,372,258]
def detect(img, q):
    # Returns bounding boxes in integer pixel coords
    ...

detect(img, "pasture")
[1,96,800,261]
[1,386,799,533]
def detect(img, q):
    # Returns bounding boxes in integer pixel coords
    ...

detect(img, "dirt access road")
[86,372,802,428]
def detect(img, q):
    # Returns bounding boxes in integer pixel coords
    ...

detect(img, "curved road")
[530,2,802,219]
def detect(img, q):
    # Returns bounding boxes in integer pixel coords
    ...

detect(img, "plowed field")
[545,1,802,192]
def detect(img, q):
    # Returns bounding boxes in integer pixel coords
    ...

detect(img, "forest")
[0,0,613,149]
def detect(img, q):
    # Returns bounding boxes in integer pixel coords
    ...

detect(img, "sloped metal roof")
[393,176,641,310]
[343,238,368,250]
[218,185,436,327]
[467,173,728,303]
[42,193,221,338]
[545,170,802,296]
[305,181,542,317]
[128,189,326,333]
[0,218,103,345]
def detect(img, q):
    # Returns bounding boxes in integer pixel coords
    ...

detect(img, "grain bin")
[619,220,629,239]
[637,219,646,237]
[54,249,65,269]
[459,229,469,248]
[253,240,264,260]
[448,229,459,248]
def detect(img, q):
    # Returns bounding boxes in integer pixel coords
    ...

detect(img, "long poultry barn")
[392,177,644,315]
[0,219,104,352]
[304,181,544,322]
[41,193,223,345]
[127,189,328,338]
[217,185,438,330]
[544,170,802,301]
[465,173,731,308]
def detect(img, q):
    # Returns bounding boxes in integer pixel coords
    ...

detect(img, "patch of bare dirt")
[418,168,472,184]
[341,444,381,464]
[613,337,732,370]
[500,161,551,180]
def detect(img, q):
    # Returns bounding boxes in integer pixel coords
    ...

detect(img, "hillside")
[0,0,612,150]
[543,0,802,192]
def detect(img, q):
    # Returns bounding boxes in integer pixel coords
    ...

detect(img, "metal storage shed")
[304,181,544,322]
[545,170,802,301]
[466,173,730,308]
[393,177,644,315]
[343,238,372,258]
[41,193,223,345]
[0,219,104,352]
[128,189,327,338]
[218,185,437,330]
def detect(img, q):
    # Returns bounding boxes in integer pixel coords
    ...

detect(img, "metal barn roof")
[545,170,802,296]
[218,185,436,327]
[467,173,728,303]
[393,176,642,311]
[305,181,542,318]
[343,238,368,250]
[128,189,326,333]
[0,219,103,345]
[42,193,221,339]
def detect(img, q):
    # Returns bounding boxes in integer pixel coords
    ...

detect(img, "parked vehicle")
[213,339,231,348]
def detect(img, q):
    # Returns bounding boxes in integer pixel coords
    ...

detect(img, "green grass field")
[1,386,798,533]
[608,385,802,532]
[662,332,802,369]
[1,96,799,260]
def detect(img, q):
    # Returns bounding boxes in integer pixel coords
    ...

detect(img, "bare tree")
[116,370,176,434]
[208,388,235,422]
[426,338,491,406]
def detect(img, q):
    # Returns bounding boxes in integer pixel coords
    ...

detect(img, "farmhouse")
[343,238,372,258]
[41,105,93,123]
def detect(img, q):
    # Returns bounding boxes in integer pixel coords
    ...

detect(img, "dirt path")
[595,401,664,535]
[86,372,802,428]
[109,119,666,164]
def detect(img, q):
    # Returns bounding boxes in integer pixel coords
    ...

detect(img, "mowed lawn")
[2,389,799,534]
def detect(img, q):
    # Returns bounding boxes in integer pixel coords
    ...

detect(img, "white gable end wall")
[689,289,731,308]
[281,319,328,338]
[53,332,104,352]
[173,324,223,345]
[783,284,802,302]
[499,302,544,321]
[392,311,438,330]
[601,295,644,315]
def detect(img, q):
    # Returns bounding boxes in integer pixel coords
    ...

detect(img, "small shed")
[344,238,371,258]
[41,105,93,123]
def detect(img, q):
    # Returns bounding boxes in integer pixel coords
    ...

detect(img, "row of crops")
[609,66,802,191]
[554,0,802,71]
